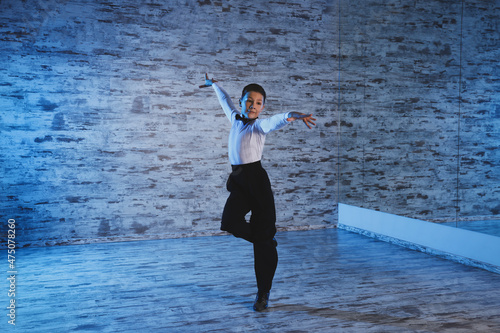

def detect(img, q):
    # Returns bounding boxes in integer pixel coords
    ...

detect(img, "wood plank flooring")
[4,228,500,332]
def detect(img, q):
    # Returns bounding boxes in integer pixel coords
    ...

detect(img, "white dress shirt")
[213,83,291,166]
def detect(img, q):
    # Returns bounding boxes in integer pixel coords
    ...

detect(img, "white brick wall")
[1,0,498,246]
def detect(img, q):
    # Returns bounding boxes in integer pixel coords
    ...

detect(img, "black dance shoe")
[253,292,270,311]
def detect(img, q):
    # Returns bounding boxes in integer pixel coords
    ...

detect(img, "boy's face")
[240,91,265,119]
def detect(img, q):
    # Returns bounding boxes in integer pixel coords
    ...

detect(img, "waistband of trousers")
[231,160,262,171]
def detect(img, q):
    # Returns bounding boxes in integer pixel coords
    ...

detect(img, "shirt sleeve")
[256,112,291,134]
[212,83,239,123]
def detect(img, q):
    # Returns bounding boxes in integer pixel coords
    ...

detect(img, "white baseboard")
[338,203,500,274]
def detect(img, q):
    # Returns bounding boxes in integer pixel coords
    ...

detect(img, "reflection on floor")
[442,219,500,238]
[7,228,500,332]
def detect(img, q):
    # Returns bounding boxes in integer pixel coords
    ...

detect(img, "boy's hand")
[287,112,317,129]
[199,73,217,88]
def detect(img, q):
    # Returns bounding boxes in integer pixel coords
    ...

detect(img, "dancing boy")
[201,74,316,311]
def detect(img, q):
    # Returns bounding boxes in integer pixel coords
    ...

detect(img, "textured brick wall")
[458,1,500,219]
[337,0,500,221]
[1,0,338,246]
[1,0,498,247]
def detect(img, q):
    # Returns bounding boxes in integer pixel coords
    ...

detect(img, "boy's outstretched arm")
[287,112,317,129]
[199,73,217,88]
[201,73,237,121]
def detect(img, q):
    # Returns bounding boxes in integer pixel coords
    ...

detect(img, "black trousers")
[221,161,278,295]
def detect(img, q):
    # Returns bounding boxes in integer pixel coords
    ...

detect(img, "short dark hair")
[241,83,266,103]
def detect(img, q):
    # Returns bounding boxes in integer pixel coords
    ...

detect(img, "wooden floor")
[6,228,500,332]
